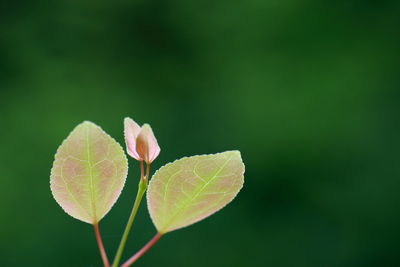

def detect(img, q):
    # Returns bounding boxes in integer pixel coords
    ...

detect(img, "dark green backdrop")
[1,1,400,266]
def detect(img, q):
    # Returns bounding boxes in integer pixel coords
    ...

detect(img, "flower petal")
[136,124,160,164]
[124,117,142,160]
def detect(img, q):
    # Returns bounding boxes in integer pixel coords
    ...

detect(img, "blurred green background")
[1,1,400,266]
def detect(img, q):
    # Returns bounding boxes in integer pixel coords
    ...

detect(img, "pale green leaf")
[50,121,128,224]
[147,151,245,233]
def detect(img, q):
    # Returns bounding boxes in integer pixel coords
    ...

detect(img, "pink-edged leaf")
[124,117,142,161]
[50,121,128,224]
[136,124,160,164]
[147,151,245,233]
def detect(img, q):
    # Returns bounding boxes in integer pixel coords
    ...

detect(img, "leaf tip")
[147,150,245,233]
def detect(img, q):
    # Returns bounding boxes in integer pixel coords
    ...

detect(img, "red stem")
[93,223,110,267]
[139,161,145,180]
[121,233,163,267]
[145,163,151,180]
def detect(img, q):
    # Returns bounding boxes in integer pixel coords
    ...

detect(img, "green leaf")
[50,121,128,224]
[147,151,245,233]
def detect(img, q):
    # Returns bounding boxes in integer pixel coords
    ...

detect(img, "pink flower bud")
[124,118,160,164]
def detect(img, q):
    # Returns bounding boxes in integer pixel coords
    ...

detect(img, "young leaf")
[147,151,245,233]
[50,121,128,224]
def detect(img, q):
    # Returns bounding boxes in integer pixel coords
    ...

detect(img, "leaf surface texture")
[50,121,128,224]
[147,151,245,233]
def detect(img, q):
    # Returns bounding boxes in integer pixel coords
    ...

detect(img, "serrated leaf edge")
[50,121,129,224]
[146,150,245,233]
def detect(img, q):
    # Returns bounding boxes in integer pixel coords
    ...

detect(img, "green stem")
[111,162,148,267]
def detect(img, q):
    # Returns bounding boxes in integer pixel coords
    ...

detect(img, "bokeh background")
[1,1,400,266]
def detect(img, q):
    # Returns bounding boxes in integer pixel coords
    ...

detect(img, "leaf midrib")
[86,125,97,223]
[160,154,235,232]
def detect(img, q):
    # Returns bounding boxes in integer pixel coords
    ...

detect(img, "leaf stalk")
[94,223,110,267]
[120,233,163,267]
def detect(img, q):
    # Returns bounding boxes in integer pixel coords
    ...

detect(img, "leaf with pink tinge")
[50,121,128,224]
[147,151,245,233]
